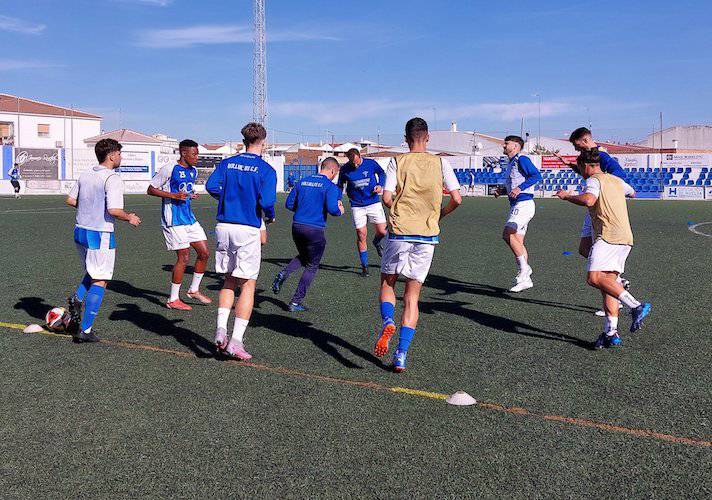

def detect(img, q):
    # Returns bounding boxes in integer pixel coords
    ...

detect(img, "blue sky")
[2,0,711,144]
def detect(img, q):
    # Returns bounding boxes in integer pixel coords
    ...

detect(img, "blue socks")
[75,274,92,302]
[80,285,105,333]
[380,301,395,324]
[398,326,416,352]
[359,250,368,268]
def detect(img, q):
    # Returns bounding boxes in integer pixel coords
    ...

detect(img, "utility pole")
[659,111,664,153]
[253,0,266,125]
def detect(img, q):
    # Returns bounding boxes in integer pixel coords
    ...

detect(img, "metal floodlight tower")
[253,0,267,125]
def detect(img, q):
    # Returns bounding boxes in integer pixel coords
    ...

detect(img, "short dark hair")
[320,156,340,170]
[95,138,122,163]
[569,127,591,143]
[504,135,525,149]
[405,117,428,143]
[241,122,267,146]
[179,139,199,151]
[346,148,361,161]
[576,147,600,169]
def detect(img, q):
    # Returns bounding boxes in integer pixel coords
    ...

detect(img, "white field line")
[688,222,712,238]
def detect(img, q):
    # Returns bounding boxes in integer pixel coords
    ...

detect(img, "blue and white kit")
[503,154,542,236]
[150,163,207,251]
[69,166,124,280]
[338,158,387,229]
[206,153,277,280]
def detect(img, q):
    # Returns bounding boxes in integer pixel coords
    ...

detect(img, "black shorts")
[10,180,20,192]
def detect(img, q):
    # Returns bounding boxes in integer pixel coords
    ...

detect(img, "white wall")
[0,112,100,149]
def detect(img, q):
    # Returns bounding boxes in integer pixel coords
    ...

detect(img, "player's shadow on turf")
[252,293,389,370]
[109,303,217,358]
[420,298,593,349]
[108,280,169,308]
[14,297,52,320]
[425,274,598,314]
[263,257,378,276]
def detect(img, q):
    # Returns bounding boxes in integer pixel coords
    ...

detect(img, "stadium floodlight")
[253,0,267,126]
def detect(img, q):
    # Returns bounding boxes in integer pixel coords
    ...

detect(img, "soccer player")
[65,138,141,343]
[375,117,462,372]
[287,171,296,192]
[8,162,21,198]
[272,157,344,311]
[556,148,651,348]
[147,139,211,310]
[493,135,542,292]
[563,127,634,314]
[205,122,276,361]
[338,148,387,277]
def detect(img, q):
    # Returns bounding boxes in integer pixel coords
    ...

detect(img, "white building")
[636,125,712,150]
[0,93,101,149]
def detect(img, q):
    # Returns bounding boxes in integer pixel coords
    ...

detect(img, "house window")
[38,123,50,137]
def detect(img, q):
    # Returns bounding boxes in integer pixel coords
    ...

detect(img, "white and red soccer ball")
[45,307,70,331]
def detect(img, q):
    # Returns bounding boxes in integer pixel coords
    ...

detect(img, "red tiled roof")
[84,129,161,144]
[0,93,101,119]
[201,143,225,150]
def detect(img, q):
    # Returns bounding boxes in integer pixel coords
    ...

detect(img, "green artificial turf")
[0,194,710,498]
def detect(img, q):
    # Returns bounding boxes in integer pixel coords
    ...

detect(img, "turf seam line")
[5,325,712,449]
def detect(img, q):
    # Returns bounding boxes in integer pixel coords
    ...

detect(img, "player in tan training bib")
[374,117,462,372]
[556,148,652,349]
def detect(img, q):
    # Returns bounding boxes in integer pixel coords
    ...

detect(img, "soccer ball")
[45,307,69,331]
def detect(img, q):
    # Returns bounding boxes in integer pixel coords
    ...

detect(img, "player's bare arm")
[440,189,462,219]
[556,190,597,207]
[382,190,394,208]
[146,185,192,201]
[66,196,77,208]
[107,208,141,226]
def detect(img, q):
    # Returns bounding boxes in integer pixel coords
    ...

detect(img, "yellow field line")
[391,387,449,400]
[2,321,711,448]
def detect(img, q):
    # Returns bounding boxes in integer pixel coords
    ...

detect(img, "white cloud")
[0,15,46,35]
[0,60,61,71]
[136,24,339,48]
[442,101,574,121]
[269,99,574,125]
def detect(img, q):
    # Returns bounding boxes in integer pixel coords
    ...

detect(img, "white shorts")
[588,240,631,274]
[76,236,115,280]
[215,223,262,280]
[580,213,594,239]
[162,222,207,251]
[504,200,535,236]
[380,237,436,283]
[352,203,386,229]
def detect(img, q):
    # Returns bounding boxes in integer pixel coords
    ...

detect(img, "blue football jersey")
[150,164,198,227]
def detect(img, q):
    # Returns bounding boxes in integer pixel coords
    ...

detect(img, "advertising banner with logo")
[705,187,712,200]
[118,151,151,180]
[663,186,705,200]
[662,154,712,168]
[541,155,577,169]
[14,148,59,179]
[613,154,648,169]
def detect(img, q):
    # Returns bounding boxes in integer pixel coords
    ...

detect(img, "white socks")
[516,255,528,272]
[217,310,249,343]
[217,308,230,330]
[605,315,619,334]
[618,291,641,309]
[232,318,249,343]
[189,273,204,293]
[169,282,181,302]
